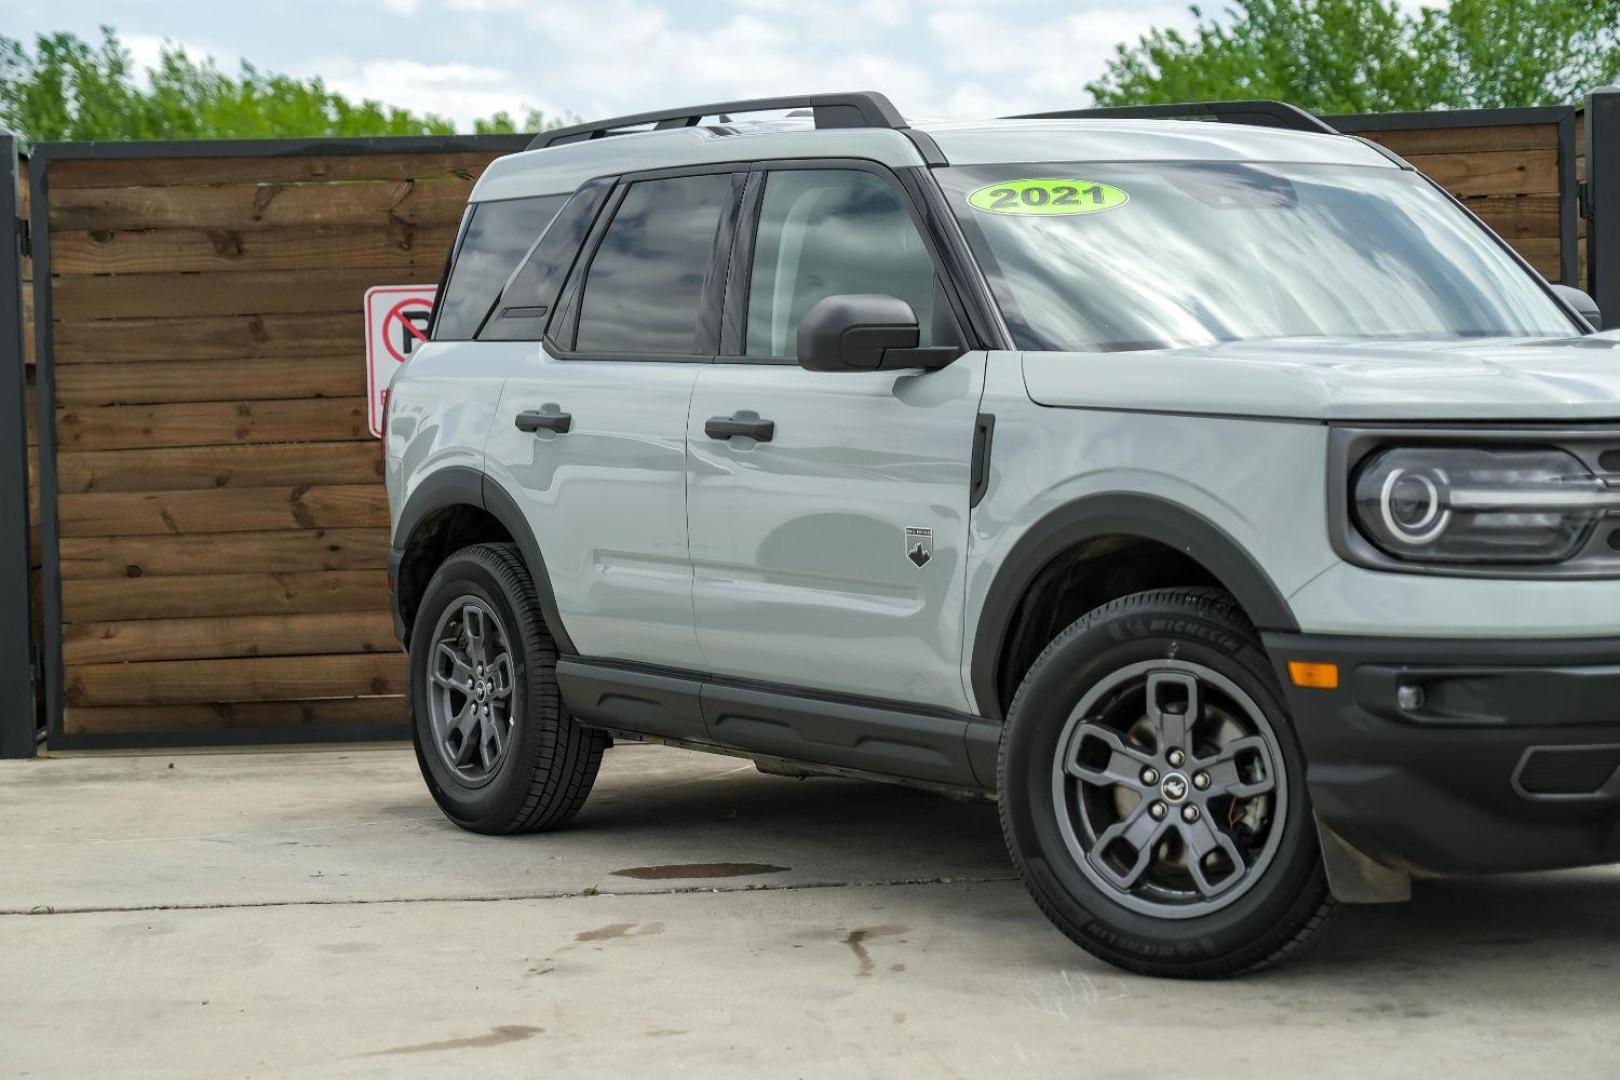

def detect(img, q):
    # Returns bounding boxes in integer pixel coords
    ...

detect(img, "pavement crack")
[0,874,1019,918]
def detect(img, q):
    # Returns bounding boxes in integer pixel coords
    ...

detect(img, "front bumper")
[1264,632,1620,877]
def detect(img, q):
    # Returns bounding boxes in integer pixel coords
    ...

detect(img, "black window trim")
[427,203,476,340]
[543,162,747,365]
[718,157,983,366]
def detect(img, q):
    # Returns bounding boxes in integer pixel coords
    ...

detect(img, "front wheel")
[409,543,605,834]
[998,588,1335,978]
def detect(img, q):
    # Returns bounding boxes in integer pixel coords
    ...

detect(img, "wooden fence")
[30,137,528,746]
[18,107,1598,749]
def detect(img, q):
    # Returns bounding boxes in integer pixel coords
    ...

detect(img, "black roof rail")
[1007,100,1340,137]
[527,91,909,151]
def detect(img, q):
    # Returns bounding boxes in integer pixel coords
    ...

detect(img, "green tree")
[1087,0,1620,112]
[0,27,565,144]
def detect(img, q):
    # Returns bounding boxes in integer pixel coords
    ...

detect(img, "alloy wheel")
[427,595,517,785]
[1050,659,1289,918]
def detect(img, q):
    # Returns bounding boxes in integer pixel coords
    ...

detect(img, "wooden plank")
[62,569,388,620]
[48,151,505,189]
[63,610,398,664]
[54,355,366,406]
[57,398,369,451]
[48,179,472,231]
[54,268,395,320]
[65,652,407,706]
[56,312,359,364]
[1406,149,1559,197]
[65,696,404,735]
[1353,123,1559,156]
[58,484,387,537]
[51,223,457,275]
[60,527,389,578]
[1462,194,1561,240]
[58,441,382,493]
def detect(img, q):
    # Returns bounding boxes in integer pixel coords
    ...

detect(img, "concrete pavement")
[2,743,1618,1078]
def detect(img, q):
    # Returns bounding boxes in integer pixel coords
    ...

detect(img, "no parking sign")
[363,284,437,438]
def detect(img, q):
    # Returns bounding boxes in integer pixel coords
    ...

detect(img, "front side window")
[574,173,731,355]
[938,161,1578,352]
[745,169,939,358]
[435,194,565,340]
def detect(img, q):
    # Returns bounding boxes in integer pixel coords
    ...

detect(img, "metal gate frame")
[28,133,531,750]
[1587,86,1620,326]
[0,132,37,759]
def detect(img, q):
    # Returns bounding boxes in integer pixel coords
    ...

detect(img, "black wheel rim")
[427,595,517,785]
[1050,659,1289,919]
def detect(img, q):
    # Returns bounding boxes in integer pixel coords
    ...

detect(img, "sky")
[0,0,1205,127]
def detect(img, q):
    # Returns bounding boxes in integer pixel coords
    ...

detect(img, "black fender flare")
[968,492,1299,718]
[392,466,576,654]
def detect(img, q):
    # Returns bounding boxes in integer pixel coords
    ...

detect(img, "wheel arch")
[969,493,1299,719]
[392,466,576,654]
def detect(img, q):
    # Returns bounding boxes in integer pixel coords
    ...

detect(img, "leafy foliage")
[1087,0,1620,112]
[0,27,564,144]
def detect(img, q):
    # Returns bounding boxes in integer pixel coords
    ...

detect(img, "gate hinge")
[14,217,29,257]
[1578,181,1593,221]
[28,643,42,687]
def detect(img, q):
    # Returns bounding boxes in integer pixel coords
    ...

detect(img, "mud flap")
[1316,817,1412,903]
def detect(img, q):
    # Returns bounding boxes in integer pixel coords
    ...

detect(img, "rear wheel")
[409,543,604,834]
[998,588,1335,978]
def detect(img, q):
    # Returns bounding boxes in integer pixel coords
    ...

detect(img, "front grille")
[1516,745,1620,796]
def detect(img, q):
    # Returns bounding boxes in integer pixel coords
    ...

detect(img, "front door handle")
[705,413,774,442]
[515,409,571,434]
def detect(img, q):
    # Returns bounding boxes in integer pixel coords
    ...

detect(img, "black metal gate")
[0,132,38,759]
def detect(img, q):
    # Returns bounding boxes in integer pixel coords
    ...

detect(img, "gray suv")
[384,92,1616,978]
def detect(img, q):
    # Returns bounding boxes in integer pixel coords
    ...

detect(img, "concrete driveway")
[2,743,1618,1078]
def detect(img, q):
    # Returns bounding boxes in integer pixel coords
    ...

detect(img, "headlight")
[1352,446,1619,563]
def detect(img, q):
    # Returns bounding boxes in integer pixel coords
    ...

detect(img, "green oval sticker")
[967,178,1129,216]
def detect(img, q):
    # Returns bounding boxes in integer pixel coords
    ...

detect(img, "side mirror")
[796,294,963,372]
[1551,284,1603,330]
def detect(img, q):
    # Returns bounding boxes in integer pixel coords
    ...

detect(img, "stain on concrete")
[576,921,664,942]
[610,862,789,880]
[369,1025,542,1055]
[842,925,907,977]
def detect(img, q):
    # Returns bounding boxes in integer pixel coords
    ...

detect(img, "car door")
[483,167,742,675]
[686,164,987,714]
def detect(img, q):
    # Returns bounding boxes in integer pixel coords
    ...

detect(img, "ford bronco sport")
[385,92,1615,978]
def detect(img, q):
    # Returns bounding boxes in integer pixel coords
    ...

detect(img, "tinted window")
[575,173,731,355]
[746,170,938,357]
[435,194,566,340]
[478,181,612,342]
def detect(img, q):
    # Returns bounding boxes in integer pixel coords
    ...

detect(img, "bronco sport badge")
[905,526,933,568]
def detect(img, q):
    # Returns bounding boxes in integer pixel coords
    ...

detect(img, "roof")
[469,115,1394,204]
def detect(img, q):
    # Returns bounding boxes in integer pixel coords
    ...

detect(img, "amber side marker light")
[1287,661,1340,689]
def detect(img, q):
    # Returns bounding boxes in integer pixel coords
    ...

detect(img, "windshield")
[938,162,1578,352]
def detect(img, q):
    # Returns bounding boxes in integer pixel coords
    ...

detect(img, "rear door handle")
[704,413,774,442]
[515,409,571,434]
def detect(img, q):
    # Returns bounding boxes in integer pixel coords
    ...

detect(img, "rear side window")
[435,194,565,340]
[574,173,731,355]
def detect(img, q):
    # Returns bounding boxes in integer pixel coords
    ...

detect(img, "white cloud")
[121,31,233,84]
[309,57,558,125]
